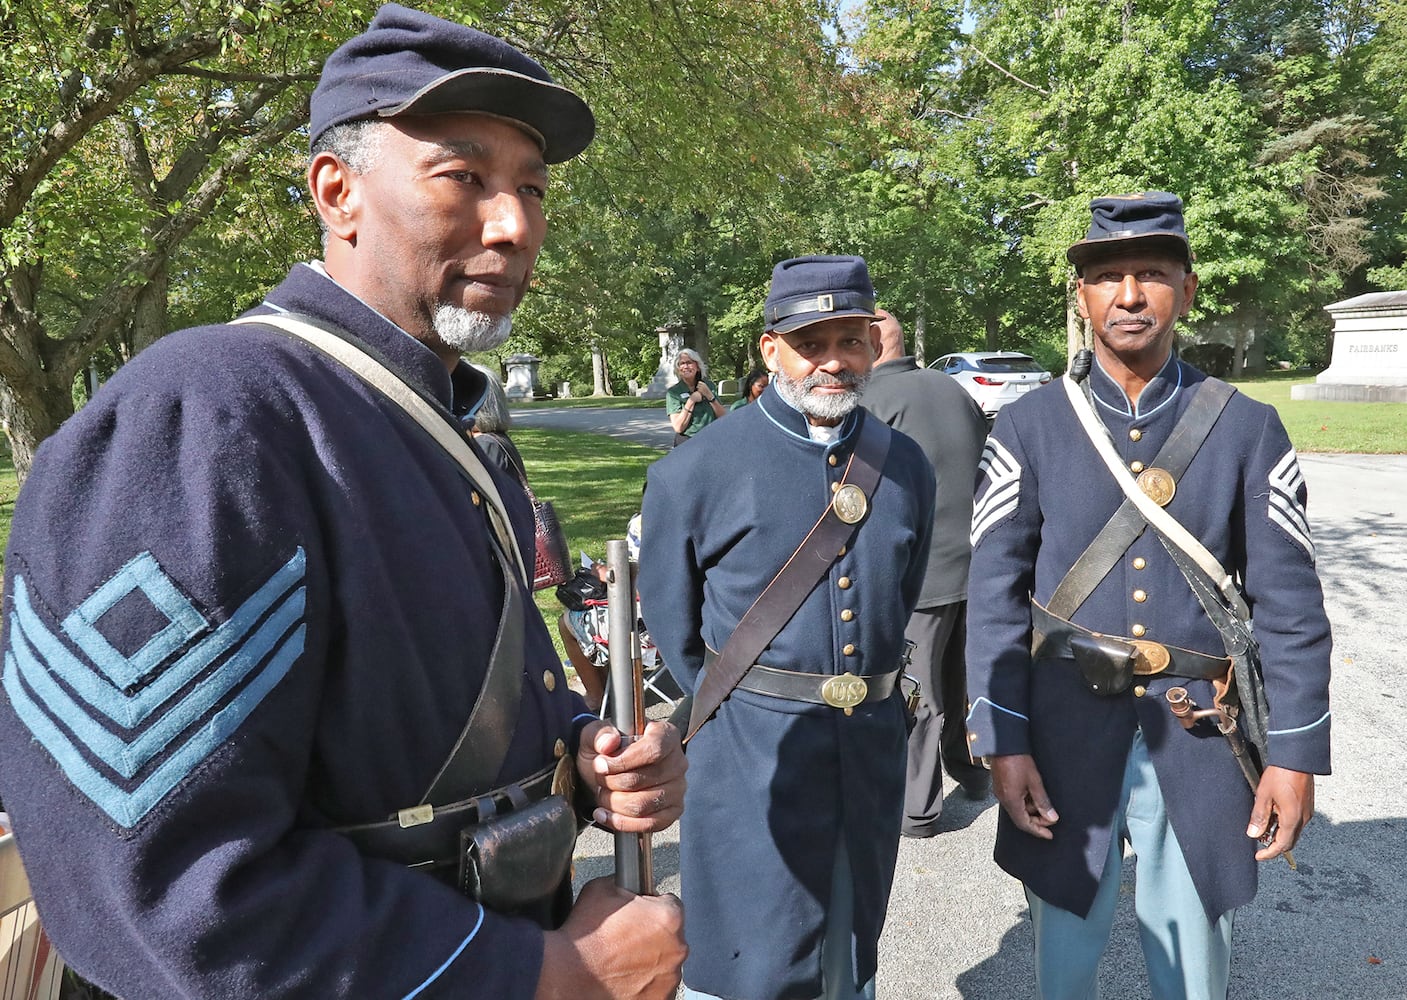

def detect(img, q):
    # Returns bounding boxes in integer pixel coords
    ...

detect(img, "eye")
[520,182,547,200]
[442,170,480,186]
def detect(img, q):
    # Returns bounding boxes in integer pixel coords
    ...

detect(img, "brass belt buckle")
[1131,639,1172,675]
[821,672,868,715]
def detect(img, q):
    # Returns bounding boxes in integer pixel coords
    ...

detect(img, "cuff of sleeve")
[964,697,1031,758]
[1267,712,1331,774]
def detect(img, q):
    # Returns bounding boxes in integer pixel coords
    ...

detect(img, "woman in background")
[729,369,769,410]
[666,348,725,446]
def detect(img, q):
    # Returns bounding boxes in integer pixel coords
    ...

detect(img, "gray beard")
[433,305,513,354]
[772,367,870,423]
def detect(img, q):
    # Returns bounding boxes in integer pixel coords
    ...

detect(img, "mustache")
[1105,314,1155,331]
[801,370,864,390]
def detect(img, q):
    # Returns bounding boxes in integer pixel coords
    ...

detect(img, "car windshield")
[976,356,1044,373]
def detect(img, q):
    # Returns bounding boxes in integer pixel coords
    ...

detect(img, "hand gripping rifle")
[605,539,655,895]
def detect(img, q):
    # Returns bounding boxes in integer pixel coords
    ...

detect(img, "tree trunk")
[985,313,1000,351]
[0,366,77,485]
[591,341,612,396]
[129,264,169,358]
[1066,276,1087,367]
[913,284,929,367]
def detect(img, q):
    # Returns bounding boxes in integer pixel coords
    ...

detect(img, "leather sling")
[1047,377,1234,619]
[232,312,528,802]
[684,412,892,743]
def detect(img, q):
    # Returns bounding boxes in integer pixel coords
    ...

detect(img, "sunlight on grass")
[1230,376,1406,454]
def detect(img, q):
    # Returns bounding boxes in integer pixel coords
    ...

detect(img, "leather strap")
[736,664,901,705]
[335,763,558,869]
[1048,378,1234,619]
[1030,601,1230,681]
[684,412,892,743]
[233,312,528,803]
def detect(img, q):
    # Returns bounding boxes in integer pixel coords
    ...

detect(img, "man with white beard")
[640,256,936,1000]
[0,6,687,998]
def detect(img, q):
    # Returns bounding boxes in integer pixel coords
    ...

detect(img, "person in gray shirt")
[862,309,991,835]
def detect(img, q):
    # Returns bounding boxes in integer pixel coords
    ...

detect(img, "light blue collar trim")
[1092,354,1182,419]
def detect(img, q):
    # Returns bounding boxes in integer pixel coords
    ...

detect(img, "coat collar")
[755,383,863,446]
[1089,351,1183,419]
[870,356,920,378]
[255,263,485,415]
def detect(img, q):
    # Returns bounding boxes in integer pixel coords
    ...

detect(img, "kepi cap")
[1066,192,1193,271]
[764,256,877,335]
[309,3,595,163]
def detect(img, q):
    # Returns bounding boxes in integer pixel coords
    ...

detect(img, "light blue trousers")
[683,841,877,1000]
[1026,729,1234,1000]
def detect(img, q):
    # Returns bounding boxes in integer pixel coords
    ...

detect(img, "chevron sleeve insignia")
[1267,448,1315,560]
[971,439,1023,547]
[3,548,308,828]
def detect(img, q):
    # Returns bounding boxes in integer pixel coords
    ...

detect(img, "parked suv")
[929,351,1052,419]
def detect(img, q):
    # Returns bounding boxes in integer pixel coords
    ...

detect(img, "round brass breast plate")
[832,484,869,524]
[821,672,869,711]
[1136,467,1177,507]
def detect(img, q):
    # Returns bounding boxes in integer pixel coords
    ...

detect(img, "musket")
[1165,686,1295,870]
[605,539,654,895]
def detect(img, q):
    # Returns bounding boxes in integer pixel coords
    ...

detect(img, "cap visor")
[383,67,595,163]
[1067,233,1191,268]
[769,308,879,335]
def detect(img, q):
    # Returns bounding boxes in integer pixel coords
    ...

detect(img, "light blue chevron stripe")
[4,624,306,828]
[8,588,305,779]
[61,552,210,690]
[10,549,305,729]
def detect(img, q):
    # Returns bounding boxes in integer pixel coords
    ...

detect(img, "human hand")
[577,720,686,833]
[1248,765,1314,861]
[688,390,704,404]
[536,877,686,1000]
[989,754,1059,840]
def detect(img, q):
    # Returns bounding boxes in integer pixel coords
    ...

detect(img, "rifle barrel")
[606,539,654,894]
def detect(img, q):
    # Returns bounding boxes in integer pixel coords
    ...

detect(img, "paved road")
[557,402,1407,998]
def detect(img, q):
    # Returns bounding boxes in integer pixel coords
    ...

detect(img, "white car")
[929,351,1053,419]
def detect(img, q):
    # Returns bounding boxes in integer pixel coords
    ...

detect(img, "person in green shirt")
[729,368,770,411]
[666,348,726,445]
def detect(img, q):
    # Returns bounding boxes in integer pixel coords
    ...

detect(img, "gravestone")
[1291,291,1407,403]
[637,326,683,399]
[504,354,543,401]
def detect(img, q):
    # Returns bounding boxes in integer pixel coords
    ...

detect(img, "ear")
[867,320,882,359]
[1180,271,1199,316]
[307,152,361,243]
[759,332,779,372]
[1075,277,1092,320]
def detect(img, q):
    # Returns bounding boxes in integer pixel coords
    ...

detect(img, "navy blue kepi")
[764,255,877,335]
[309,2,594,163]
[1066,191,1193,271]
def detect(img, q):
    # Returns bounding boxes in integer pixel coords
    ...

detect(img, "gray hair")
[470,364,513,433]
[674,347,709,380]
[310,120,390,240]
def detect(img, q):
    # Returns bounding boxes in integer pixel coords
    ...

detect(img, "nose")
[1115,273,1146,309]
[479,190,533,249]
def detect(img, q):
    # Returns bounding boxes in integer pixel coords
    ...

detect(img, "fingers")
[587,721,687,833]
[1249,767,1315,861]
[989,754,1059,841]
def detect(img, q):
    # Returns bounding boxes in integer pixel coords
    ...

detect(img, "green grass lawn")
[511,395,667,411]
[511,427,663,664]
[0,453,15,571]
[1228,373,1406,453]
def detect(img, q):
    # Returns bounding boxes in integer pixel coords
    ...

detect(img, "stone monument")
[504,353,544,401]
[1291,291,1407,403]
[637,325,684,399]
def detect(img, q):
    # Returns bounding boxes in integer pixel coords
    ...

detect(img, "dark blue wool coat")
[0,263,592,998]
[965,357,1332,921]
[638,388,935,999]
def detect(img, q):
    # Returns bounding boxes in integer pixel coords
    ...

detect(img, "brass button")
[837,545,847,557]
[1133,557,1146,570]
[1131,623,1147,637]
[843,643,856,656]
[553,738,566,758]
[471,491,482,506]
[1133,685,1147,698]
[543,669,557,691]
[1130,428,1143,442]
[831,481,840,493]
[838,576,852,590]
[1130,461,1145,473]
[828,454,838,466]
[840,609,854,622]
[968,732,979,742]
[1133,589,1147,603]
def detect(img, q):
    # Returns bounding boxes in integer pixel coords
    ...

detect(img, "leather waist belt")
[334,762,558,871]
[1031,600,1230,681]
[736,663,901,711]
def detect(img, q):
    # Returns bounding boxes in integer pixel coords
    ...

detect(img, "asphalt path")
[552,402,1407,999]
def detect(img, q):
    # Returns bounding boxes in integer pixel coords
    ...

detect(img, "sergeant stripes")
[1268,449,1315,560]
[971,439,1022,547]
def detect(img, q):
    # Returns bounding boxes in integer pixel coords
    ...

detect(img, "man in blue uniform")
[966,192,1332,999]
[861,308,991,837]
[0,6,686,998]
[639,256,936,1000]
